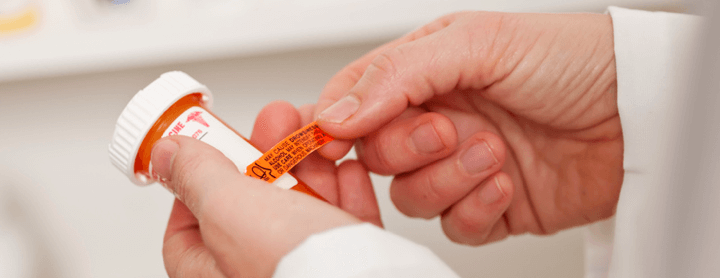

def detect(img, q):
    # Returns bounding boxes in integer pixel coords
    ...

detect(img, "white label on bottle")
[154,106,298,189]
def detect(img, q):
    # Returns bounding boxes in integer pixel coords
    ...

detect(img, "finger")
[441,172,514,245]
[163,199,225,278]
[164,198,200,243]
[355,111,457,175]
[303,105,382,226]
[336,160,383,227]
[292,104,341,204]
[390,132,506,218]
[316,14,504,139]
[250,100,302,152]
[151,135,248,215]
[315,12,469,160]
[314,12,470,116]
[251,101,341,204]
[151,132,359,277]
[316,105,428,161]
[297,104,316,126]
[481,216,512,245]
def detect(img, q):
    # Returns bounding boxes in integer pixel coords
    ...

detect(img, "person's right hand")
[313,11,624,245]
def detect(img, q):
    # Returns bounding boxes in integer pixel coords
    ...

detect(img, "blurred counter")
[0,0,685,83]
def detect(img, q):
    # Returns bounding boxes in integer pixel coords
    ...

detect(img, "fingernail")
[318,95,361,124]
[409,123,444,154]
[480,177,506,204]
[151,139,179,181]
[459,141,498,174]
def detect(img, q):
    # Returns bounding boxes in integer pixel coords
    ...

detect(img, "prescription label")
[154,106,298,189]
[246,121,334,183]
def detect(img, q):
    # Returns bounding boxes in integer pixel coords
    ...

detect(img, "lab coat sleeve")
[584,6,705,278]
[273,223,460,278]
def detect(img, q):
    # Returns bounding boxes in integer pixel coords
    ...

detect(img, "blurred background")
[0,0,692,277]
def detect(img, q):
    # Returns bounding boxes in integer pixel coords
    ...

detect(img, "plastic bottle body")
[133,93,326,201]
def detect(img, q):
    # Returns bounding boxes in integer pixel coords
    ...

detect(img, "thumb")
[315,14,502,139]
[151,135,361,277]
[150,135,256,215]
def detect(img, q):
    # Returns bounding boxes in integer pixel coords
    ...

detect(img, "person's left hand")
[158,101,381,278]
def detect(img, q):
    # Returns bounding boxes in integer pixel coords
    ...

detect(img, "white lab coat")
[587,6,705,278]
[274,7,712,278]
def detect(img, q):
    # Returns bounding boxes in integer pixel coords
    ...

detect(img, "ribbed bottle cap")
[108,71,213,185]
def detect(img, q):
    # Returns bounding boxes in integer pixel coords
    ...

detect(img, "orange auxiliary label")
[246,121,334,183]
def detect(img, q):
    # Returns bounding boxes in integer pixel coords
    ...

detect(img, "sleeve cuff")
[273,223,459,278]
[601,6,704,277]
[608,6,704,174]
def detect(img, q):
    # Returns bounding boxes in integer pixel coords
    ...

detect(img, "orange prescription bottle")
[108,71,326,201]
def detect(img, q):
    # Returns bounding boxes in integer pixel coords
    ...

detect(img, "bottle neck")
[134,93,206,177]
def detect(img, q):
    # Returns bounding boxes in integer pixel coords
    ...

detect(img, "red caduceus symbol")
[186,111,209,127]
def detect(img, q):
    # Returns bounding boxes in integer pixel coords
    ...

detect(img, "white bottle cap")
[108,71,213,185]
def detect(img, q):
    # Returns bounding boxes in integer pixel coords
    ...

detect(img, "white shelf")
[0,0,678,83]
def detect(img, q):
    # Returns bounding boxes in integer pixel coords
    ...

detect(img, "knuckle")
[367,135,400,175]
[389,178,422,217]
[422,164,463,209]
[370,49,402,80]
[423,11,469,35]
[441,215,473,245]
[445,207,490,245]
[389,173,444,219]
[419,172,447,214]
[445,230,476,246]
[454,209,481,235]
[437,12,464,25]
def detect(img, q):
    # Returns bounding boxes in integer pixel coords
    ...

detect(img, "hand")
[158,101,381,277]
[314,11,623,245]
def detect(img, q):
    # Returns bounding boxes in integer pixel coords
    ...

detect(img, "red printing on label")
[186,111,209,127]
